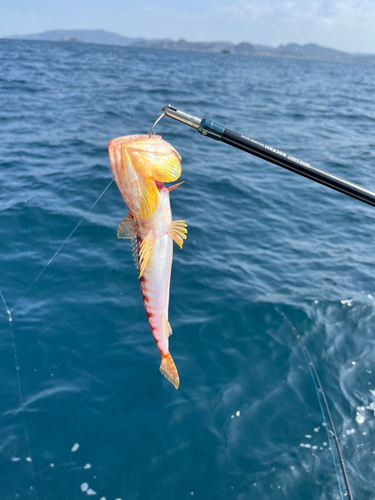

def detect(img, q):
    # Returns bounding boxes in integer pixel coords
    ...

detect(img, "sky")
[1,0,375,53]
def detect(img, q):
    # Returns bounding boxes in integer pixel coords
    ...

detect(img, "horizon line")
[3,28,375,57]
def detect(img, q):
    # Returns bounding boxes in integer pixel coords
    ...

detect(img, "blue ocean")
[1,39,375,500]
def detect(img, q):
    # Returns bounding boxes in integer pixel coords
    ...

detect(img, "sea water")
[1,39,375,499]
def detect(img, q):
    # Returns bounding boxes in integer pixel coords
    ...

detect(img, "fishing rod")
[160,104,375,208]
[279,310,353,500]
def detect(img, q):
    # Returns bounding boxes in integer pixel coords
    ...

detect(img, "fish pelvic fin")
[138,230,156,278]
[117,213,138,239]
[160,352,179,389]
[162,315,172,338]
[168,220,187,249]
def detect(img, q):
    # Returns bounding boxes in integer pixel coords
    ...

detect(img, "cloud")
[216,0,375,23]
[1,0,375,52]
[208,0,375,52]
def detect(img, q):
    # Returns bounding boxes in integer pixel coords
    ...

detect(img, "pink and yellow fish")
[108,134,187,389]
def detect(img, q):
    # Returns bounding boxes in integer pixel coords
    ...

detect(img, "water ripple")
[0,38,375,499]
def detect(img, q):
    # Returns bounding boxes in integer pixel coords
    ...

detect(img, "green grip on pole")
[198,119,225,140]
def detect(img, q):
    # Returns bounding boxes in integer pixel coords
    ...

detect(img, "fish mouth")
[108,134,182,219]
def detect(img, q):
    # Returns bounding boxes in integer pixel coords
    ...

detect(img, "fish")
[108,134,187,389]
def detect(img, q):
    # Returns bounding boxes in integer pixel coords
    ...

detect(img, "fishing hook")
[149,110,166,137]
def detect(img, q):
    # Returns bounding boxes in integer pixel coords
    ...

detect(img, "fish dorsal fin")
[168,220,187,249]
[167,181,184,193]
[139,180,159,220]
[117,214,139,269]
[117,213,138,239]
[153,155,181,183]
[138,229,156,278]
[131,238,139,269]
[162,315,172,338]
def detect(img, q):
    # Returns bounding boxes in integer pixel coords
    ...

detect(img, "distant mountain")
[139,39,256,54]
[276,43,352,62]
[134,38,230,53]
[254,44,277,53]
[8,29,141,46]
[232,42,256,55]
[5,29,375,65]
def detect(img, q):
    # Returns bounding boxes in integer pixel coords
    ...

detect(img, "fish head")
[108,134,181,220]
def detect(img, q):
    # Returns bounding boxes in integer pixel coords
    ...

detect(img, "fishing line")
[11,179,114,315]
[278,309,353,500]
[149,109,165,137]
[0,178,114,498]
[0,289,41,500]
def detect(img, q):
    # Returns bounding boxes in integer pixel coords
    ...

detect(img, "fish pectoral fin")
[162,315,172,338]
[139,180,159,220]
[138,230,156,278]
[167,181,184,193]
[160,352,179,389]
[117,213,138,239]
[153,155,181,183]
[168,220,187,249]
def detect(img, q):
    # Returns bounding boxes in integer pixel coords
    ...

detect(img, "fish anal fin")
[162,315,172,338]
[138,230,156,278]
[139,180,159,220]
[160,352,179,389]
[167,181,184,193]
[153,155,181,183]
[117,213,138,239]
[168,220,187,249]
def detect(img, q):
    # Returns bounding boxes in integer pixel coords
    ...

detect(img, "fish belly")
[139,233,172,356]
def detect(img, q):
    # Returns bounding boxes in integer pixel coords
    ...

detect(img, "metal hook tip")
[149,111,166,138]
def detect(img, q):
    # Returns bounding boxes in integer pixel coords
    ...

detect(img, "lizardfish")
[108,134,187,389]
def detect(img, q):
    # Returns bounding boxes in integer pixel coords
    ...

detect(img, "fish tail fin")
[160,352,179,389]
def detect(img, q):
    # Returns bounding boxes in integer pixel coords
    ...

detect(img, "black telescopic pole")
[220,128,375,207]
[162,105,375,209]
